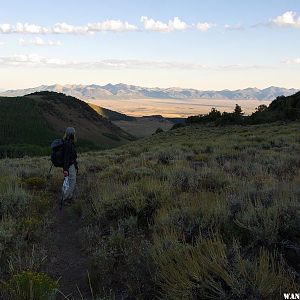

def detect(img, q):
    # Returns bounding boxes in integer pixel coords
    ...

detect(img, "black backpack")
[51,139,65,167]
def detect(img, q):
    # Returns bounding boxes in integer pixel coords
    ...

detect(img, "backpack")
[51,139,65,167]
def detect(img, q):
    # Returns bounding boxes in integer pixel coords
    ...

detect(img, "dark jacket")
[63,140,77,172]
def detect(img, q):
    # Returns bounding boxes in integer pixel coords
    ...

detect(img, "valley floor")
[90,97,271,117]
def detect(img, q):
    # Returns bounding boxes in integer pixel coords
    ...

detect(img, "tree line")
[185,92,300,126]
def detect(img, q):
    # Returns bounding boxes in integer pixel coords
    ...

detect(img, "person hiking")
[62,127,78,204]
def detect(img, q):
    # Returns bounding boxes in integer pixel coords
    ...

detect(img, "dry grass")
[1,120,300,299]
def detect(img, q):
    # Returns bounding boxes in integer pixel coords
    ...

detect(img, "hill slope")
[248,91,300,123]
[88,103,135,121]
[1,83,298,100]
[0,91,134,157]
[1,120,299,299]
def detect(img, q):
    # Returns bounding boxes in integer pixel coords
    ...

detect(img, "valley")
[89,97,272,117]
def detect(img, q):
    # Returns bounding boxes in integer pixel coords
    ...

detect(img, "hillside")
[250,91,300,123]
[1,120,299,299]
[0,91,134,158]
[186,91,300,125]
[113,115,175,137]
[88,103,135,121]
[1,83,298,100]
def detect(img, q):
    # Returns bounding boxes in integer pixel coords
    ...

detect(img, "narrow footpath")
[41,200,92,300]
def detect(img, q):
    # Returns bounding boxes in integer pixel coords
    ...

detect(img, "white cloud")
[0,54,270,71]
[87,20,138,32]
[140,16,188,32]
[0,24,12,33]
[0,23,49,34]
[0,54,77,67]
[52,23,89,34]
[0,18,222,35]
[0,41,4,46]
[19,37,62,46]
[0,20,138,35]
[224,24,244,30]
[170,17,189,30]
[284,58,300,64]
[196,22,215,32]
[52,20,138,34]
[272,11,300,28]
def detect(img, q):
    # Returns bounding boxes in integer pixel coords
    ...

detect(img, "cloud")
[87,20,138,32]
[0,20,138,35]
[196,22,215,32]
[140,16,188,32]
[0,23,49,34]
[284,58,300,64]
[224,24,244,30]
[0,18,221,35]
[0,54,270,71]
[0,54,76,67]
[52,20,138,34]
[0,41,4,46]
[52,22,88,34]
[19,37,62,46]
[272,11,300,28]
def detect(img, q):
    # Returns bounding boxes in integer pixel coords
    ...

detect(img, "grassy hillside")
[0,92,134,158]
[0,96,58,157]
[88,103,135,121]
[1,120,299,299]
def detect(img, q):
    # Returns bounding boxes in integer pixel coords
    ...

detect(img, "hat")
[65,127,75,138]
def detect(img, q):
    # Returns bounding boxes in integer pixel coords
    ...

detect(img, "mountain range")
[0,84,298,101]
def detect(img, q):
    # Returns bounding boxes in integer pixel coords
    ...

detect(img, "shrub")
[0,175,29,216]
[22,177,46,190]
[90,230,156,298]
[198,169,230,192]
[0,216,17,259]
[170,123,186,130]
[21,216,41,240]
[168,165,198,192]
[4,271,59,300]
[157,150,175,165]
[235,194,299,246]
[151,233,296,300]
[122,167,155,182]
[154,127,164,134]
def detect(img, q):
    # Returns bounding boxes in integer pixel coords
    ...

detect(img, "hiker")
[62,127,78,203]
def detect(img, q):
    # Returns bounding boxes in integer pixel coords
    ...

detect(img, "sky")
[0,0,300,90]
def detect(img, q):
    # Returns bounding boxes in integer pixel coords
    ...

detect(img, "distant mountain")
[0,84,298,101]
[0,91,134,158]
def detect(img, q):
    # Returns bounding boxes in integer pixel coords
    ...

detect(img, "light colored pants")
[63,164,76,200]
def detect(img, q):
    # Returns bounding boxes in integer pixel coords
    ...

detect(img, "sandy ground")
[88,98,271,117]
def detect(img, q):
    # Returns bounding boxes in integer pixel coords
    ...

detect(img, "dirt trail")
[41,201,92,300]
